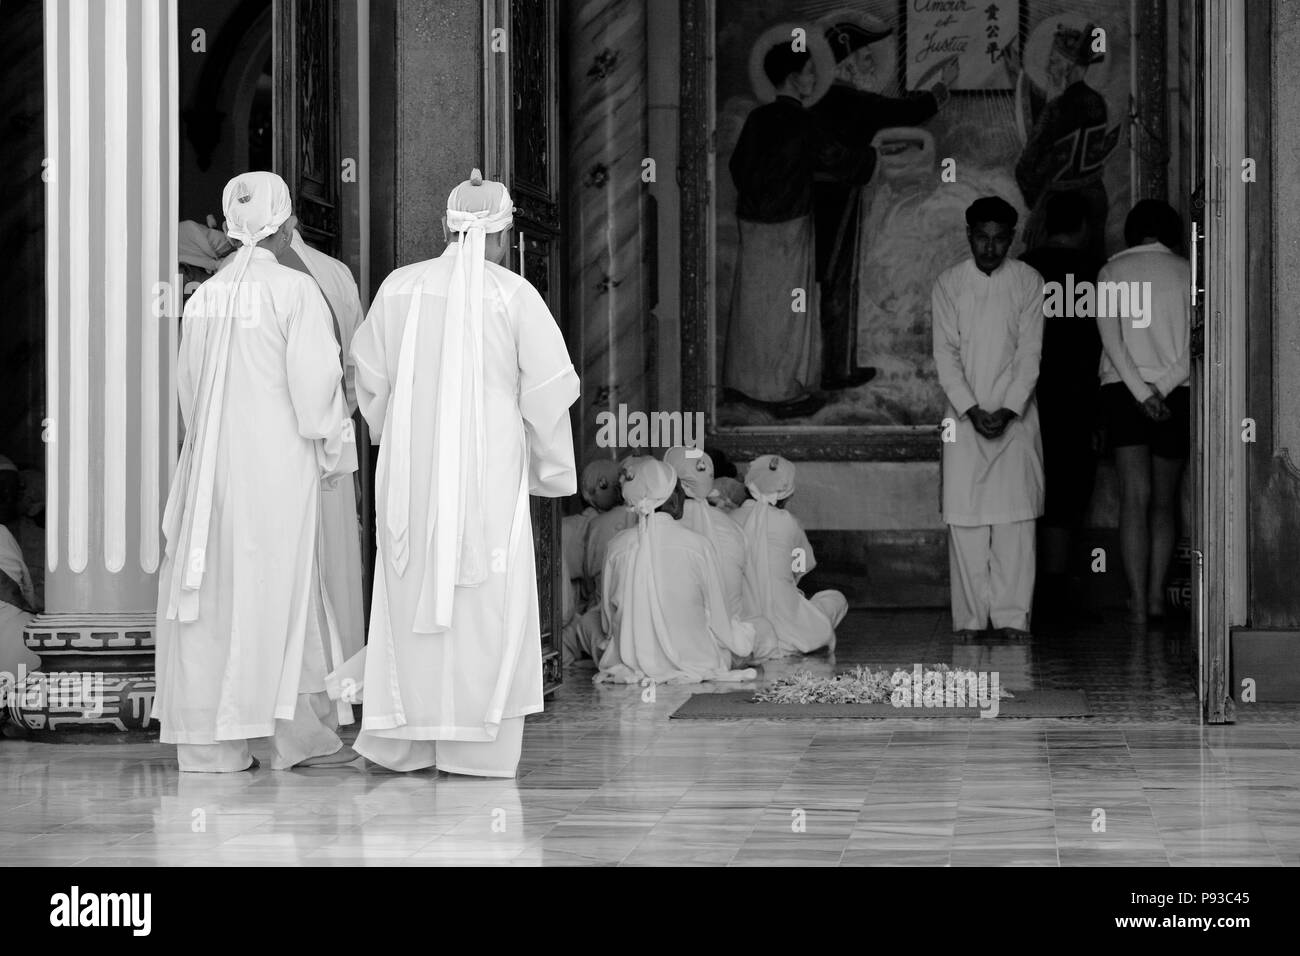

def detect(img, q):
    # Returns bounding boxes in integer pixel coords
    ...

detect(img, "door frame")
[1198,0,1249,723]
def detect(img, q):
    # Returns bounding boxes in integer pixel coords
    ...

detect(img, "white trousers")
[176,691,343,772]
[354,716,526,778]
[948,520,1036,632]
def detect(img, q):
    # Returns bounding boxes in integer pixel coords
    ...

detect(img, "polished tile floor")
[3,609,1299,866]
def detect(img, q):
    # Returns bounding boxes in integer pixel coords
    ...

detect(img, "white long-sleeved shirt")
[931,257,1045,526]
[1096,242,1191,399]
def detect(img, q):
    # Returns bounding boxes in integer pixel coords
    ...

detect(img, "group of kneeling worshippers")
[559,450,848,683]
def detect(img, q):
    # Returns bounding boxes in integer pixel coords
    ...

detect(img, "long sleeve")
[176,291,211,431]
[349,296,391,441]
[599,547,621,643]
[512,280,580,497]
[285,276,356,482]
[699,548,751,658]
[332,269,365,417]
[1095,264,1153,402]
[1014,96,1066,205]
[931,276,979,415]
[1002,271,1045,416]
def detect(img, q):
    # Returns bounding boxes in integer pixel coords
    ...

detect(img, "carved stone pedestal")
[10,613,158,740]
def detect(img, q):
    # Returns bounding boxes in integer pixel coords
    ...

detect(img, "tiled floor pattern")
[2,610,1298,866]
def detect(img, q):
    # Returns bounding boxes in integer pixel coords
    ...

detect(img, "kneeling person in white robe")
[664,446,776,653]
[153,172,358,772]
[333,170,580,777]
[596,459,757,684]
[736,455,847,658]
[560,459,621,665]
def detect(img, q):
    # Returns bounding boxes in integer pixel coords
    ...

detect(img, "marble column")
[12,0,178,736]
[565,0,650,464]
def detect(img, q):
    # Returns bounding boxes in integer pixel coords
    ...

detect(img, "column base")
[7,612,158,736]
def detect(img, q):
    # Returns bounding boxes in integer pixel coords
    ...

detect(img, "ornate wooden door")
[487,0,566,692]
[272,0,340,256]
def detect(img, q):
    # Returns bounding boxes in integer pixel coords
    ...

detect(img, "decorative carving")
[587,48,620,80]
[510,0,564,691]
[276,0,340,255]
[14,613,158,736]
[511,0,550,194]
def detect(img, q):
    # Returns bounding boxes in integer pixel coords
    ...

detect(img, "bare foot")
[296,745,360,768]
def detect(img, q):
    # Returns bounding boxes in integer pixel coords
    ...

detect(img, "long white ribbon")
[384,205,511,634]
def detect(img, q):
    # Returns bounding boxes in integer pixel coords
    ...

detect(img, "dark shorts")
[1101,382,1190,460]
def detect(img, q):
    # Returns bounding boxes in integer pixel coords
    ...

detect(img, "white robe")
[153,248,356,744]
[596,515,756,684]
[931,258,1045,527]
[583,506,636,604]
[736,500,838,656]
[289,232,367,660]
[338,244,579,748]
[680,498,776,649]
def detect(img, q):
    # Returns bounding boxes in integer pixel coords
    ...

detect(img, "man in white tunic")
[931,196,1045,639]
[334,170,579,776]
[154,172,358,772]
[277,229,367,659]
[735,455,847,658]
[596,459,757,685]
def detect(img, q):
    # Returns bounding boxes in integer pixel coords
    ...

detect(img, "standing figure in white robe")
[278,229,367,660]
[595,459,757,685]
[664,446,776,653]
[736,455,847,658]
[333,170,579,777]
[153,172,358,772]
[931,196,1045,639]
[569,454,646,661]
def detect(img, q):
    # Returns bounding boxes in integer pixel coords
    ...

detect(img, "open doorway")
[175,0,272,300]
[649,0,1218,721]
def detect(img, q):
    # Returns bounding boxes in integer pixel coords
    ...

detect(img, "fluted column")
[13,0,178,736]
[565,0,650,463]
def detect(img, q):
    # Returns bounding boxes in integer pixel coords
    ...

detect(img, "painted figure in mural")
[932,197,1045,641]
[1019,191,1104,624]
[723,26,875,420]
[276,230,368,664]
[154,171,358,772]
[1007,21,1119,260]
[595,458,758,685]
[810,12,956,392]
[332,171,579,776]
